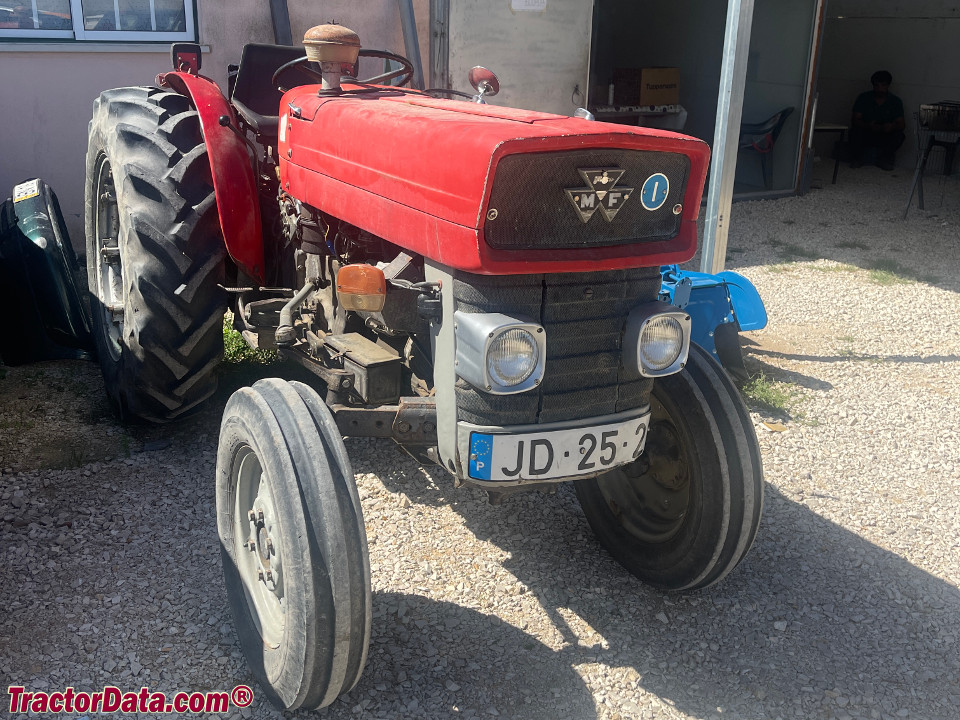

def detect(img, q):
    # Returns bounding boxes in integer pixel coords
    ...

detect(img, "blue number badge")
[469,433,493,480]
[640,173,670,211]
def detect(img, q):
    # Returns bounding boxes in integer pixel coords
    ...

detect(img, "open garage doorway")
[588,0,822,197]
[814,1,960,194]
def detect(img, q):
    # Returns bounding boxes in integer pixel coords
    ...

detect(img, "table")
[814,123,848,184]
[591,105,688,132]
[903,122,960,218]
[903,126,960,218]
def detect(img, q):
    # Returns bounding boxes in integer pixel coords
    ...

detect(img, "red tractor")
[83,25,763,710]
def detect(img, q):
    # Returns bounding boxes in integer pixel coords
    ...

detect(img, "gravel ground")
[1,163,959,720]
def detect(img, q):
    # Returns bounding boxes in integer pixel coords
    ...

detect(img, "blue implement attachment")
[659,265,767,382]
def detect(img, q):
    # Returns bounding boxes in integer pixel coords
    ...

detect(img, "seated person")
[850,70,906,171]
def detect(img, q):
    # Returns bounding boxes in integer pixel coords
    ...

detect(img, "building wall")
[446,0,594,117]
[0,0,429,251]
[817,0,960,169]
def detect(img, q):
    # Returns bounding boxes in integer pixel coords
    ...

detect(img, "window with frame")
[0,0,196,41]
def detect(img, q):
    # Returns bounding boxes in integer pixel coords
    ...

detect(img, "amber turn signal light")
[336,264,386,312]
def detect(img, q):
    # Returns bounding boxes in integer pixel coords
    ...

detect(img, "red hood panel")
[278,88,710,274]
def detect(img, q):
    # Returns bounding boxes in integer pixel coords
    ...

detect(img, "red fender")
[157,71,265,284]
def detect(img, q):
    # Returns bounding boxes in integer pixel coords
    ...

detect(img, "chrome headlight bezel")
[623,301,692,377]
[454,311,547,395]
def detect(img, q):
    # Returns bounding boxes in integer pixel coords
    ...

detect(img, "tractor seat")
[230,43,315,139]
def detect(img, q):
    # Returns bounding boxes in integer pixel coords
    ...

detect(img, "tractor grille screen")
[453,268,659,426]
[483,149,690,251]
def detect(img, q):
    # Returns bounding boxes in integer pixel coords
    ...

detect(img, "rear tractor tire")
[85,86,226,422]
[575,344,764,591]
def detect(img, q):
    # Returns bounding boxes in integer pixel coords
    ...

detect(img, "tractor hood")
[278,87,710,275]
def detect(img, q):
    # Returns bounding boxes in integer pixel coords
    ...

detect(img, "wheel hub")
[257,526,271,566]
[599,399,693,544]
[232,446,285,647]
[249,505,281,591]
[93,156,124,361]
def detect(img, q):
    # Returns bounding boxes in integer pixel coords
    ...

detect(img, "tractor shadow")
[308,589,595,719]
[366,444,960,719]
[221,546,596,719]
[110,357,321,453]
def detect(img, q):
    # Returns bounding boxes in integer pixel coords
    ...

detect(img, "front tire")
[216,379,371,711]
[85,86,226,421]
[575,344,763,591]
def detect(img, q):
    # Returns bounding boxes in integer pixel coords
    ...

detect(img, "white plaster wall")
[0,0,429,250]
[447,0,594,117]
[816,4,960,169]
[0,50,173,246]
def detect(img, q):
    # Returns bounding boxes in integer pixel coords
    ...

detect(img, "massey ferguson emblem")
[565,168,634,223]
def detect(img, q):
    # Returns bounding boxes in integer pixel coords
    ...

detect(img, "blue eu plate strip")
[469,433,493,480]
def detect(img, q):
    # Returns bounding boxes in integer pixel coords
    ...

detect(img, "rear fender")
[156,71,265,284]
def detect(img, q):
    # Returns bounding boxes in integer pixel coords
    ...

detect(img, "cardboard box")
[612,67,680,107]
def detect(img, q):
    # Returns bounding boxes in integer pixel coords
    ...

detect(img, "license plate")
[468,413,650,482]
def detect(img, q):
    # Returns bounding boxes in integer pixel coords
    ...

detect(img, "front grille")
[454,268,659,426]
[483,149,690,250]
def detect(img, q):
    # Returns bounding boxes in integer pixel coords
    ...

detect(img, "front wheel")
[575,344,763,591]
[216,379,371,711]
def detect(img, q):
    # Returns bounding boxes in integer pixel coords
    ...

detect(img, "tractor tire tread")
[575,344,763,592]
[86,85,225,422]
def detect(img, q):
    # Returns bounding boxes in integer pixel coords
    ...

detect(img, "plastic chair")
[738,107,795,190]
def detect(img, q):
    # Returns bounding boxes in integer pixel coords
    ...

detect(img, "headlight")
[639,316,684,372]
[487,328,540,386]
[624,302,691,377]
[454,312,546,394]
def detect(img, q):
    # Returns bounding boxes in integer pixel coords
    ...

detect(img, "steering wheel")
[272,55,322,93]
[272,49,415,92]
[350,49,415,86]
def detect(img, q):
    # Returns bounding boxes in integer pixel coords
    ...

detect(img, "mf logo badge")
[565,168,634,223]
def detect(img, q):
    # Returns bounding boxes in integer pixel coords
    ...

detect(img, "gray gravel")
[1,162,959,719]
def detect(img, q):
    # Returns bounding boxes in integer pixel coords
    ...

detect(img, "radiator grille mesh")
[454,268,659,426]
[484,149,690,250]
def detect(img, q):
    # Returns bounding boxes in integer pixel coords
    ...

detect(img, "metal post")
[398,0,425,90]
[269,0,292,46]
[429,0,450,89]
[701,0,756,274]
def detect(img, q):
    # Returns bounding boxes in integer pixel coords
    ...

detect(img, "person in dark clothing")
[850,70,906,171]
